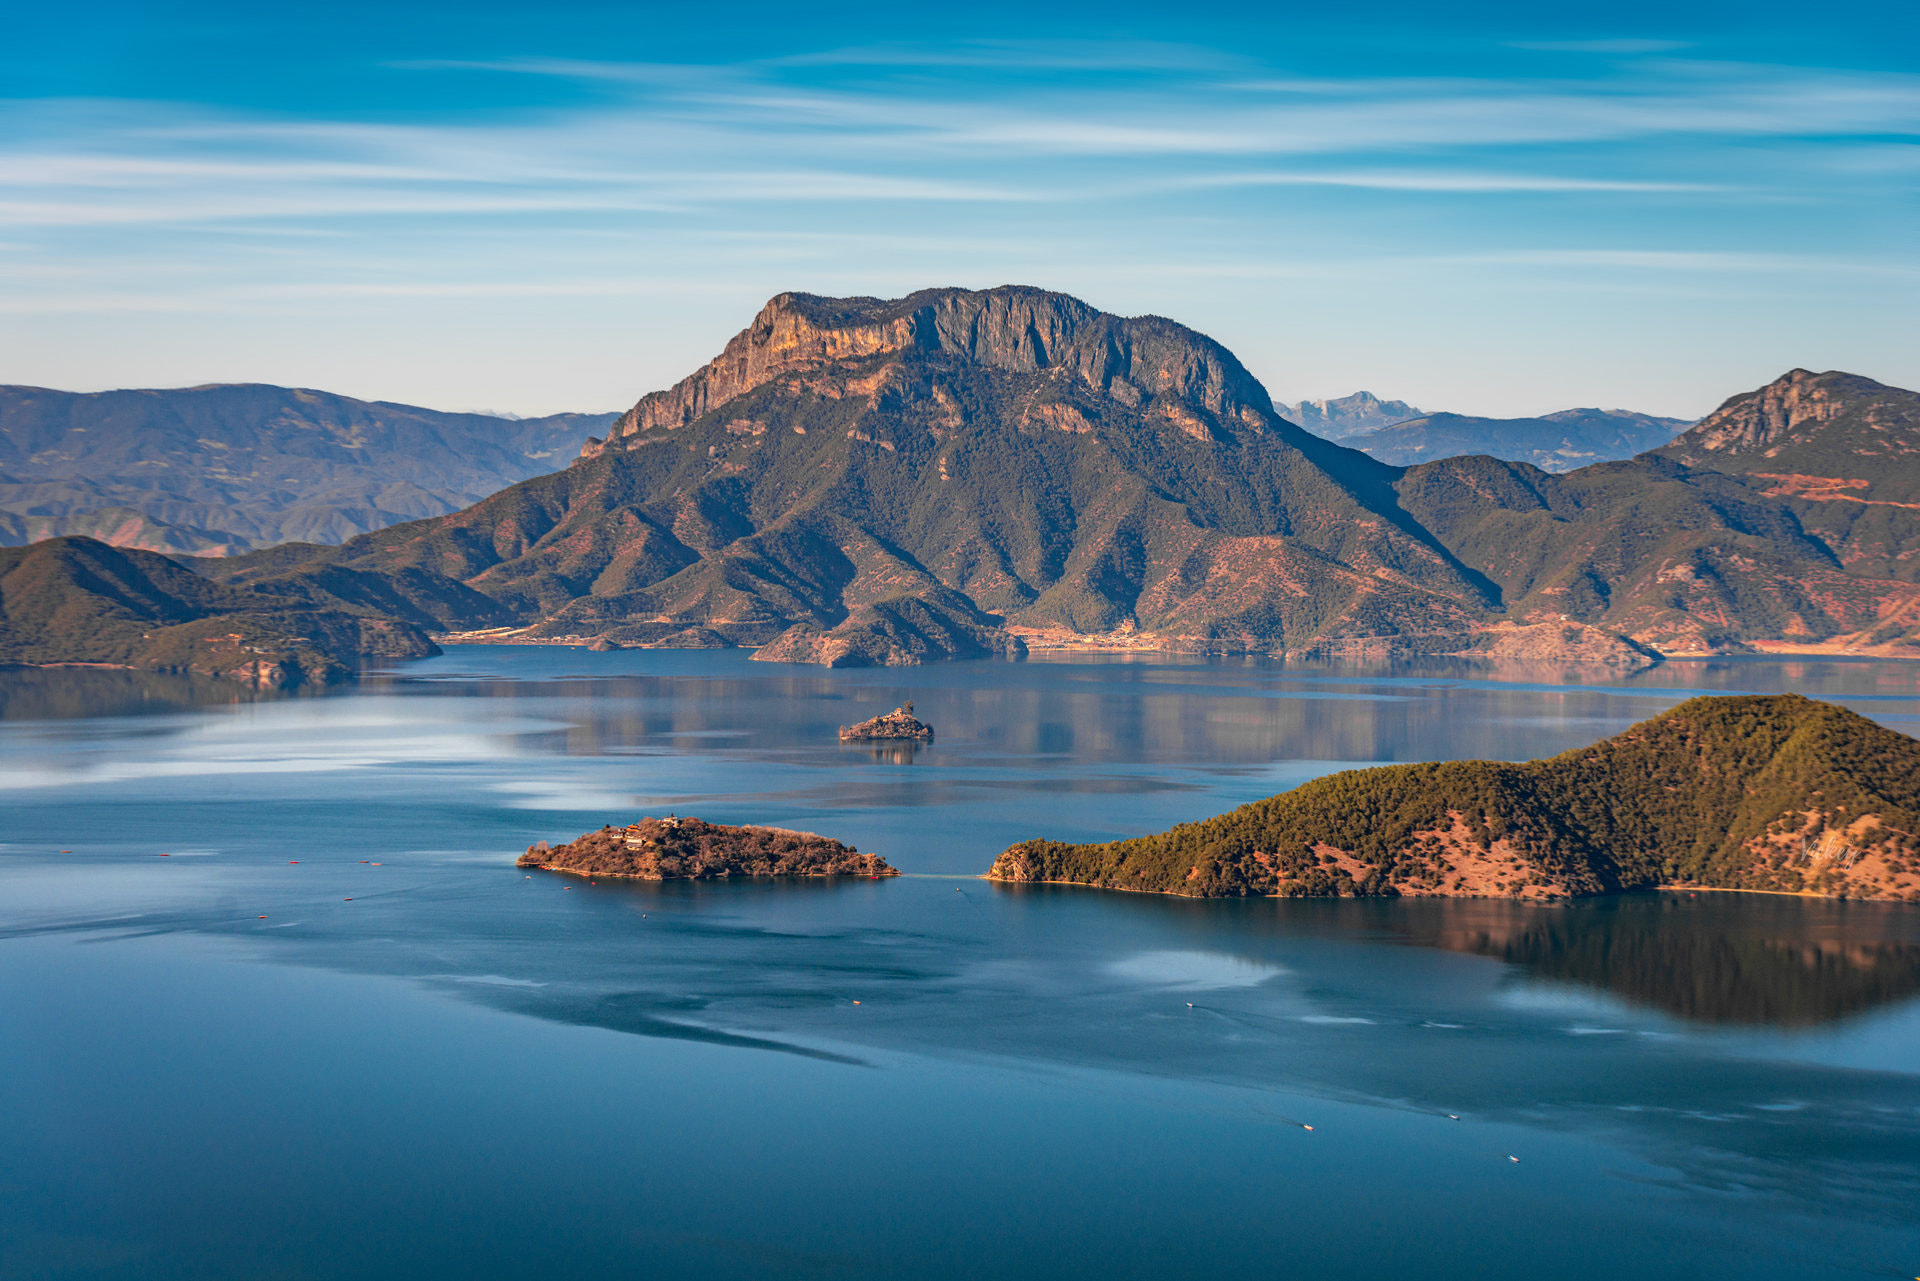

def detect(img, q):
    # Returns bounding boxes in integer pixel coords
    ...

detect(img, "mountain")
[1654,369,1920,581]
[0,536,440,686]
[228,286,1510,665]
[202,292,1920,666]
[1275,391,1422,439]
[0,505,253,557]
[1390,451,1920,656]
[988,694,1920,902]
[1343,408,1688,471]
[0,384,617,555]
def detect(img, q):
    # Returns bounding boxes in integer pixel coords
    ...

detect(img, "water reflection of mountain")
[0,666,281,721]
[363,648,1919,770]
[1407,896,1920,1025]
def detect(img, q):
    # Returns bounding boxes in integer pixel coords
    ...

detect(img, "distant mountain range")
[1274,391,1424,439]
[1276,390,1689,471]
[0,384,616,555]
[8,287,1919,681]
[1339,408,1689,471]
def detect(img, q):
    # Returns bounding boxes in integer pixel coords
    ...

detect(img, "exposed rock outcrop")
[1661,369,1881,461]
[519,816,897,880]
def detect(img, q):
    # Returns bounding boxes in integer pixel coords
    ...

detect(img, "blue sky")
[2,0,1916,418]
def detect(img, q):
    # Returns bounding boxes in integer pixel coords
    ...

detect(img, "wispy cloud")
[1146,170,1717,194]
[7,55,1913,234]
[1507,39,1694,54]
[1446,248,1920,275]
[3,35,1916,413]
[768,39,1246,72]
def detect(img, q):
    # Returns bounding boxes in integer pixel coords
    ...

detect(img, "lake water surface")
[3,649,1919,1280]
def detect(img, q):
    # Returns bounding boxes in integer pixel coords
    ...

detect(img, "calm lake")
[3,648,1919,1280]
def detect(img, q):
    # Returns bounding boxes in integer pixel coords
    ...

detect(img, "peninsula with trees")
[988,695,1920,902]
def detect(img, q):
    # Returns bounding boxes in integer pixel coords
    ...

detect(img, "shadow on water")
[1402,894,1920,1026]
[987,883,1920,1027]
[470,987,873,1065]
[0,666,304,721]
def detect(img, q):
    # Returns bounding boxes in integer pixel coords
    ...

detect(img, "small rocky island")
[520,816,898,881]
[839,702,934,743]
[988,695,1920,902]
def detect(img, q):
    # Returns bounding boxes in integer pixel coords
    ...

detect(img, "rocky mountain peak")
[585,285,1280,456]
[1663,369,1898,459]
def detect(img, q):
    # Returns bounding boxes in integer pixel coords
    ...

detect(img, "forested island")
[521,816,897,881]
[988,695,1920,902]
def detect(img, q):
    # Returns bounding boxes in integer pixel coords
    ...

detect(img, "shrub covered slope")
[990,695,1920,902]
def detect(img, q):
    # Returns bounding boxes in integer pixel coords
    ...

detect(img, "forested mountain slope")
[0,536,438,686]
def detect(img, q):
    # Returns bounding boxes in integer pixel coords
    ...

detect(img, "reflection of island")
[1404,897,1920,1025]
[520,815,897,881]
[0,666,275,721]
[843,741,923,765]
[840,702,933,743]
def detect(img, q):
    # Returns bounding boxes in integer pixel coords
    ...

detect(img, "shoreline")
[431,628,1920,664]
[524,862,899,882]
[982,875,1913,904]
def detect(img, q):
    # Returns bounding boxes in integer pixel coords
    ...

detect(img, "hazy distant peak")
[1343,407,1688,471]
[1277,391,1424,440]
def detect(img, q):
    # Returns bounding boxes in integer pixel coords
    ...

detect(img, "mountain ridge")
[0,535,439,686]
[1342,407,1687,471]
[196,287,1920,667]
[0,383,616,555]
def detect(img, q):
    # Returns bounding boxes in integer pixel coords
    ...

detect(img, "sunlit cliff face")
[590,285,1282,455]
